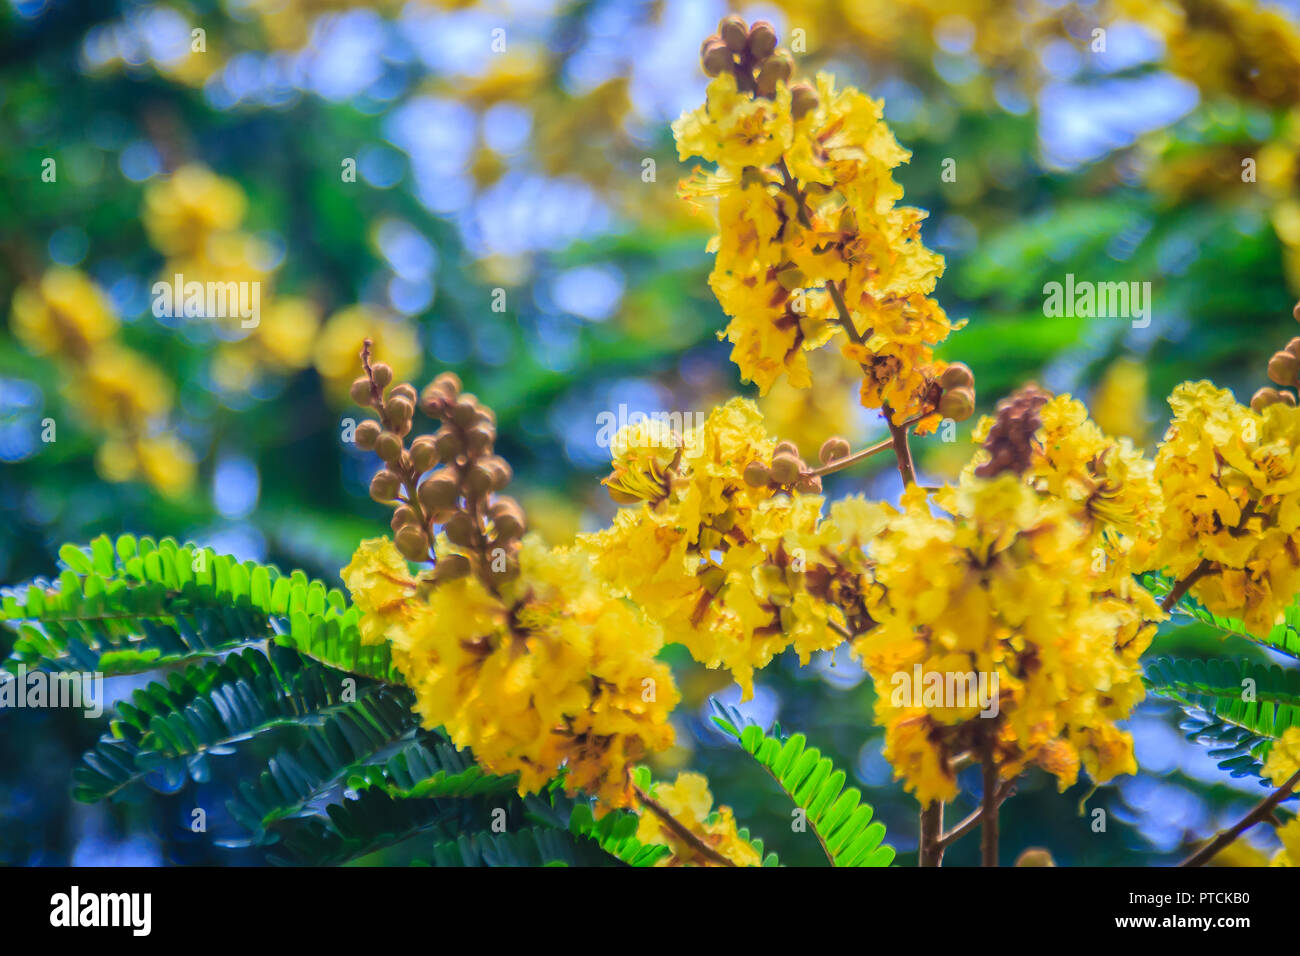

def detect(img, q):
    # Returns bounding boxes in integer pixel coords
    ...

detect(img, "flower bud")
[391,505,419,531]
[718,15,747,52]
[1293,300,1300,323]
[795,474,823,494]
[386,395,415,427]
[434,371,462,396]
[420,383,451,416]
[433,553,471,582]
[375,431,403,464]
[743,460,771,487]
[939,386,976,422]
[1268,350,1299,386]
[747,21,777,60]
[395,525,430,562]
[774,440,799,458]
[371,363,393,390]
[1282,390,1298,407]
[444,511,476,547]
[701,39,731,76]
[939,362,975,391]
[489,498,526,539]
[418,469,459,511]
[819,436,851,464]
[410,435,438,473]
[389,383,417,404]
[349,376,373,406]
[756,50,792,96]
[369,469,401,503]
[464,423,495,456]
[433,426,463,463]
[450,395,481,428]
[1286,337,1300,358]
[1251,387,1281,412]
[463,461,495,498]
[790,82,819,121]
[770,452,801,485]
[354,419,381,451]
[482,455,513,489]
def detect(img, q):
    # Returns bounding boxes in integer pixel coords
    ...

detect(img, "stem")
[1179,767,1300,867]
[919,801,945,867]
[883,403,917,487]
[939,780,1014,848]
[981,745,999,867]
[633,783,738,867]
[1160,559,1213,612]
[807,436,893,477]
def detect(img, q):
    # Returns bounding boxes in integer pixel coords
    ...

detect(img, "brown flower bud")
[774,440,799,458]
[349,376,373,407]
[420,383,451,416]
[395,524,430,562]
[489,498,526,539]
[433,426,463,463]
[410,435,439,473]
[939,362,975,391]
[743,460,771,487]
[1251,387,1281,412]
[444,511,476,547]
[938,386,975,422]
[391,504,419,531]
[434,371,461,396]
[418,469,460,511]
[1293,300,1300,323]
[819,436,850,464]
[488,553,521,585]
[1282,390,1298,407]
[718,15,748,52]
[756,50,792,96]
[795,474,823,494]
[433,552,471,582]
[463,461,495,498]
[1015,848,1056,867]
[450,395,481,428]
[790,82,819,121]
[464,423,495,456]
[1269,350,1300,386]
[375,431,403,464]
[354,419,381,451]
[369,469,401,503]
[482,455,513,490]
[770,452,801,485]
[747,21,777,60]
[701,39,731,77]
[371,363,393,390]
[389,383,417,404]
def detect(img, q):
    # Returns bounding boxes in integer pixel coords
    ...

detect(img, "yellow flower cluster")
[9,267,195,495]
[342,535,677,809]
[634,772,761,866]
[853,474,1157,806]
[674,48,960,432]
[580,399,850,697]
[142,164,322,393]
[1263,727,1300,788]
[1142,381,1300,636]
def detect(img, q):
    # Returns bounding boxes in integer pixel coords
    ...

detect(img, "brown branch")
[633,783,738,867]
[981,745,999,867]
[807,436,893,477]
[1160,559,1213,612]
[883,404,917,487]
[938,781,1015,849]
[919,801,945,866]
[1179,767,1300,867]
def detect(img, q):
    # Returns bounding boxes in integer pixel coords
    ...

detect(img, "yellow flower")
[342,535,678,809]
[1143,381,1300,635]
[854,472,1153,806]
[1272,817,1300,866]
[10,267,118,357]
[143,164,247,257]
[673,72,794,172]
[634,771,761,866]
[1263,727,1300,788]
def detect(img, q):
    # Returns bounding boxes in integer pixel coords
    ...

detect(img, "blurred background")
[2,0,1299,866]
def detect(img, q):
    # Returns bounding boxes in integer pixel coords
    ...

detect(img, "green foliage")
[1143,573,1300,660]
[711,701,895,867]
[1,534,401,681]
[1144,656,1298,783]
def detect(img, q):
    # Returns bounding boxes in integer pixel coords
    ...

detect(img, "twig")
[938,781,1015,848]
[981,743,999,867]
[807,436,893,477]
[633,783,738,867]
[1179,767,1300,867]
[882,404,917,487]
[919,801,945,866]
[1160,559,1213,612]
